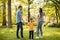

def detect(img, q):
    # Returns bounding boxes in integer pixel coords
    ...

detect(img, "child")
[28,18,34,40]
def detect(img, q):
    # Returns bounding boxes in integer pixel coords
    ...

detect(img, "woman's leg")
[39,22,43,36]
[36,23,40,36]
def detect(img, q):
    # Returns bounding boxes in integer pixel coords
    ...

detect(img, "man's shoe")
[17,37,20,39]
[21,36,24,38]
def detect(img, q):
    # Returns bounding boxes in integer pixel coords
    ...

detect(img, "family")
[16,5,45,40]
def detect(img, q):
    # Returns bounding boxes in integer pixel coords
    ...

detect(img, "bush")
[48,23,60,28]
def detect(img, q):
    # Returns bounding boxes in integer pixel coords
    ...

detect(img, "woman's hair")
[39,8,43,17]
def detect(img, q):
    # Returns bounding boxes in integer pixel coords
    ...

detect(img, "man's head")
[18,5,22,10]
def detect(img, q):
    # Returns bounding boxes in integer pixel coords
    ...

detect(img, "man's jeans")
[16,22,23,38]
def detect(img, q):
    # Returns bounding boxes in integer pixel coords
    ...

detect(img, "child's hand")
[26,26,29,28]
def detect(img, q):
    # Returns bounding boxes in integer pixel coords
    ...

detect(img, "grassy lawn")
[0,25,60,40]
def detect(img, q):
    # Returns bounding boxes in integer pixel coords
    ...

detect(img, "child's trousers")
[29,31,34,39]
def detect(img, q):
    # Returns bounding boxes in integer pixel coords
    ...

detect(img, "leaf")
[0,0,7,3]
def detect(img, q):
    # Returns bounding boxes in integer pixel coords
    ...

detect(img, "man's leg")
[16,23,19,38]
[20,22,24,38]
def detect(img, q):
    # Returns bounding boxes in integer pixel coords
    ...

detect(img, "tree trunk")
[2,3,6,26]
[8,0,12,28]
[28,4,30,22]
[28,0,33,22]
[55,5,58,24]
[28,0,30,22]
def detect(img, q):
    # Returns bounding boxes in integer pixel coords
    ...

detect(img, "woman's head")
[39,8,43,17]
[39,8,42,13]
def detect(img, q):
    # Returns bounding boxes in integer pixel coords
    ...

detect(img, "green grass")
[0,25,60,40]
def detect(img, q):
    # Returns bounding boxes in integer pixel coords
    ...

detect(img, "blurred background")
[0,0,60,27]
[0,0,60,40]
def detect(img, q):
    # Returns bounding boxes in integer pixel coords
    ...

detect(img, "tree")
[50,0,60,24]
[28,0,30,22]
[28,0,33,22]
[54,4,58,24]
[19,0,34,22]
[44,0,60,24]
[8,0,12,28]
[0,0,7,26]
[2,2,6,26]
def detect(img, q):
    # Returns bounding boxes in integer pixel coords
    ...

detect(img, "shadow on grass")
[0,32,60,40]
[0,26,7,28]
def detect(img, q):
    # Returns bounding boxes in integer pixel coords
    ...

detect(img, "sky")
[34,0,46,7]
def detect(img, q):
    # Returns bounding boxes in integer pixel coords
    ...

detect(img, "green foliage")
[0,0,7,3]
[22,8,27,16]
[19,0,28,6]
[0,0,7,10]
[0,11,2,23]
[48,23,60,28]
[0,0,7,9]
[43,4,55,17]
[44,0,60,22]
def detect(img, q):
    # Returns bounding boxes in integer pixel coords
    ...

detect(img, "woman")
[36,8,44,38]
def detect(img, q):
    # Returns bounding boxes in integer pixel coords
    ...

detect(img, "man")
[16,5,24,38]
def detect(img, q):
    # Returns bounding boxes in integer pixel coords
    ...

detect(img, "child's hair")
[30,18,33,21]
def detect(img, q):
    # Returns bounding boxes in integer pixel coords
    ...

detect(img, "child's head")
[30,18,33,22]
